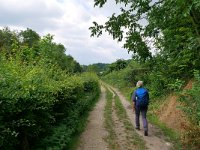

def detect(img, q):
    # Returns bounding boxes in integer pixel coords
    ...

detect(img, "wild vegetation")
[0,27,100,150]
[1,0,200,149]
[91,0,200,148]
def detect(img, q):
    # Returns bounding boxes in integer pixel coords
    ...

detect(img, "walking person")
[132,81,149,136]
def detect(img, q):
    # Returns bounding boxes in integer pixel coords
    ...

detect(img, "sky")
[0,0,133,65]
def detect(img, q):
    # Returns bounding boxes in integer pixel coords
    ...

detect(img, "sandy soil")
[157,80,193,132]
[157,95,189,132]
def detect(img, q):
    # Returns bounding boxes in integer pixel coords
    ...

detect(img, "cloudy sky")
[0,0,133,65]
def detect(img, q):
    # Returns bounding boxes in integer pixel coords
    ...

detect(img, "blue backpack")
[135,88,149,107]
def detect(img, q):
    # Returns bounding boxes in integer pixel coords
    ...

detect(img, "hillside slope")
[156,81,192,132]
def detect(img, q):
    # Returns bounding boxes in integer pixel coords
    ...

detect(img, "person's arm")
[147,90,150,105]
[131,91,136,112]
[132,102,135,112]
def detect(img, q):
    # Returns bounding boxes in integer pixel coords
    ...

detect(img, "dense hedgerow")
[0,55,99,150]
[0,28,100,150]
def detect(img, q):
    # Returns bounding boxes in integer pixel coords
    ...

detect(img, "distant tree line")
[0,27,82,73]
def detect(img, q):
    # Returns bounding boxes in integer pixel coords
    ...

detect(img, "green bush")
[0,49,100,150]
[179,70,200,148]
[0,58,60,149]
[180,70,200,125]
[0,28,100,149]
[35,73,99,149]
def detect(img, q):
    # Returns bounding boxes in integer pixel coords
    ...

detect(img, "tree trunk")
[20,130,30,150]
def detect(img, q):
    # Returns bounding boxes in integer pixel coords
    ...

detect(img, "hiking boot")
[144,131,148,136]
[135,127,140,130]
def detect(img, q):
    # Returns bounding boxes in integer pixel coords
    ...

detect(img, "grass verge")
[113,88,145,150]
[104,87,118,149]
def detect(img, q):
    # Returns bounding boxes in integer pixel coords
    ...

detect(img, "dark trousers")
[135,106,148,131]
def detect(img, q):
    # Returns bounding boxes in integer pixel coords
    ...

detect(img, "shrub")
[0,56,100,149]
[179,70,200,148]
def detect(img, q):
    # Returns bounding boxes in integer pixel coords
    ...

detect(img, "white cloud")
[0,0,132,65]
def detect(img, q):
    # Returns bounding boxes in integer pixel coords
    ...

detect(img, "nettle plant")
[168,79,185,92]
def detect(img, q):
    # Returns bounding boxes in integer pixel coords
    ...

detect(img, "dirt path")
[77,86,108,150]
[108,85,173,150]
[77,84,173,150]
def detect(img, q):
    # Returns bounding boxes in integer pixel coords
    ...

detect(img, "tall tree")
[90,0,200,76]
[0,27,18,54]
[19,28,40,47]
